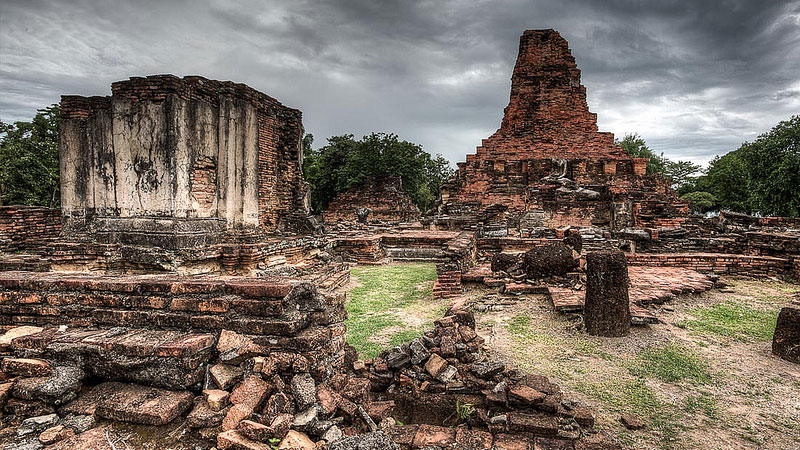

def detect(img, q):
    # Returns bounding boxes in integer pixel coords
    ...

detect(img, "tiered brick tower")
[429,30,686,233]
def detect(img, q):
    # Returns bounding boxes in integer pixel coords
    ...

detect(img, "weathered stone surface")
[277,430,315,449]
[59,382,121,416]
[94,382,193,425]
[492,433,532,450]
[424,353,447,378]
[18,414,60,436]
[523,244,577,279]
[230,375,271,410]
[217,330,269,364]
[38,425,74,445]
[412,424,457,448]
[60,415,96,434]
[13,366,84,405]
[409,339,430,365]
[329,431,400,450]
[44,427,114,450]
[772,306,800,363]
[2,358,53,377]
[470,360,505,379]
[211,363,243,390]
[584,250,631,337]
[290,373,316,410]
[205,388,230,411]
[454,426,493,449]
[508,412,559,436]
[509,385,546,405]
[187,398,229,428]
[217,430,272,450]
[223,403,254,431]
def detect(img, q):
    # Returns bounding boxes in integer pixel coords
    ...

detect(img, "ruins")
[323,176,420,226]
[0,28,798,450]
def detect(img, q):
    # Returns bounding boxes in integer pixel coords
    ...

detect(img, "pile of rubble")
[0,306,622,450]
[363,309,620,449]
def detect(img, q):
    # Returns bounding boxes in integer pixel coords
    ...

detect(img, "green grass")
[683,392,718,419]
[574,379,686,448]
[346,263,437,358]
[629,344,712,384]
[678,302,778,342]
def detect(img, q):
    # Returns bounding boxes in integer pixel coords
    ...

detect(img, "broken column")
[772,307,800,364]
[584,250,631,337]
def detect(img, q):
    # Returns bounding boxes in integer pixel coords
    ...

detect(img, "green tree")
[735,116,800,217]
[680,191,718,214]
[617,133,700,190]
[702,152,751,213]
[0,105,61,207]
[302,133,454,213]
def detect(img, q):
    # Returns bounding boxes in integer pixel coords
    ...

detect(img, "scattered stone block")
[534,437,575,450]
[509,385,546,405]
[584,250,631,337]
[507,412,559,436]
[218,430,272,450]
[0,326,43,351]
[187,397,229,428]
[94,382,193,425]
[470,360,505,379]
[772,306,800,364]
[412,424,456,448]
[204,388,230,411]
[522,243,577,279]
[39,425,74,445]
[2,357,53,377]
[230,375,271,410]
[329,431,400,450]
[278,430,315,449]
[237,420,274,442]
[60,414,96,434]
[290,373,316,410]
[211,363,243,390]
[17,413,59,436]
[424,353,447,378]
[223,403,254,431]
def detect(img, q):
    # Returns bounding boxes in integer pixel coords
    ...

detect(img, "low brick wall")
[0,271,347,373]
[434,231,476,298]
[627,253,796,279]
[0,206,62,253]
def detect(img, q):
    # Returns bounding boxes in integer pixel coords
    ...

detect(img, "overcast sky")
[2,0,799,167]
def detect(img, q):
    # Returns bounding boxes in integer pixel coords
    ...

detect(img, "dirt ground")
[467,278,800,450]
[344,263,800,450]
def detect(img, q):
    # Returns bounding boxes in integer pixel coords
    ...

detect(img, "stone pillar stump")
[584,250,631,337]
[773,307,800,364]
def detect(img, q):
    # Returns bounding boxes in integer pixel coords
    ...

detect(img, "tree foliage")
[302,133,454,214]
[616,133,700,190]
[680,191,718,214]
[0,105,61,207]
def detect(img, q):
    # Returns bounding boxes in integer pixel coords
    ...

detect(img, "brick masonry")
[323,176,420,224]
[426,30,686,231]
[0,206,62,253]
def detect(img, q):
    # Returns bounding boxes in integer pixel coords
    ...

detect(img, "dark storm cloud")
[2,0,799,166]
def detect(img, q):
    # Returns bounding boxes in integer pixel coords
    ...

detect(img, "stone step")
[6,326,215,389]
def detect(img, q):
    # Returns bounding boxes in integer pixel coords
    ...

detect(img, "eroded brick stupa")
[428,29,687,233]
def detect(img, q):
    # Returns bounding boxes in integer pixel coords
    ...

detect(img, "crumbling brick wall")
[0,206,62,253]
[427,30,685,231]
[60,75,309,237]
[323,176,420,224]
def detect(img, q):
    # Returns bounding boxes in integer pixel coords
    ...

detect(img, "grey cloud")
[1,0,799,168]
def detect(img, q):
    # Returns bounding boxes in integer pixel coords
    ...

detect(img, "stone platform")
[548,266,715,323]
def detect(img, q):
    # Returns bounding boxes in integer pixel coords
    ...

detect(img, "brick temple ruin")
[0,29,798,450]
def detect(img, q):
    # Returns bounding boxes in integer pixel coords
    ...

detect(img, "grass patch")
[346,263,437,358]
[629,344,712,384]
[574,379,686,448]
[678,302,778,341]
[683,392,718,419]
